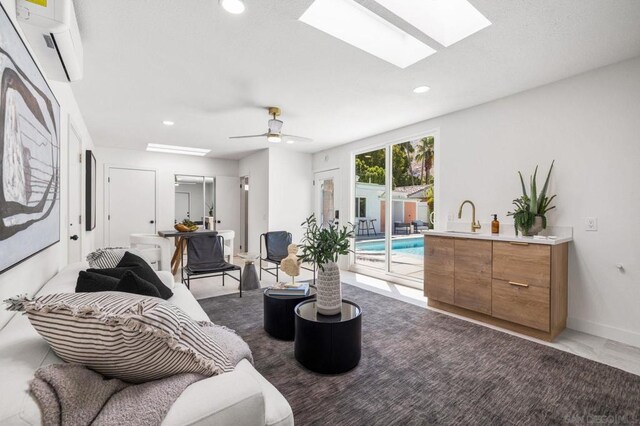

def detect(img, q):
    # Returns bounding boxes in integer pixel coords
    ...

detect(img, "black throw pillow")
[87,265,172,300]
[75,271,120,293]
[87,252,173,299]
[117,251,173,300]
[116,270,162,298]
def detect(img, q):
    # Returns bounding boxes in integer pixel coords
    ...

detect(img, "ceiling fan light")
[220,0,245,14]
[267,134,282,143]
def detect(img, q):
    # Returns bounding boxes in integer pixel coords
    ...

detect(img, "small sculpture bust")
[280,244,300,284]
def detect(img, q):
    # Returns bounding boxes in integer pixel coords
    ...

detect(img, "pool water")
[356,237,424,256]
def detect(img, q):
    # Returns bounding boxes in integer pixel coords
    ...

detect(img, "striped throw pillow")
[86,247,131,268]
[11,292,234,383]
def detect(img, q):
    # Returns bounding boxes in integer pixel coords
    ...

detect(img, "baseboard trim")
[567,317,640,348]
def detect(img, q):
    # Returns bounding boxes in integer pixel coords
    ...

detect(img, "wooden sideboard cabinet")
[424,235,569,341]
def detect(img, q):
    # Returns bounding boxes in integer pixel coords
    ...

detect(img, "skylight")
[146,143,210,156]
[299,0,436,69]
[372,0,491,47]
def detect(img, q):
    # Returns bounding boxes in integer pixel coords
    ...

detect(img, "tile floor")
[182,257,640,377]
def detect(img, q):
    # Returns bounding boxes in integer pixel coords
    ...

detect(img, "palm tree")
[400,142,415,185]
[414,136,434,185]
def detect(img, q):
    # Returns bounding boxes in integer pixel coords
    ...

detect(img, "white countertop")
[421,225,573,245]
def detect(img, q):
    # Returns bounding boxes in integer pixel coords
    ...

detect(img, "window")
[355,197,367,218]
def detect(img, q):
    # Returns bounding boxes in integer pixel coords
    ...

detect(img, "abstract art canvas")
[0,5,60,274]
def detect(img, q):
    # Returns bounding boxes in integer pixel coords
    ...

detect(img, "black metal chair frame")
[357,218,377,236]
[181,235,242,297]
[259,232,316,285]
[394,221,411,235]
[411,220,429,233]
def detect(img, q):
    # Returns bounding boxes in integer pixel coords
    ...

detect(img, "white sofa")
[0,262,293,426]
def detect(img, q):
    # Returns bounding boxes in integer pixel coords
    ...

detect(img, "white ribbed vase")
[316,261,342,316]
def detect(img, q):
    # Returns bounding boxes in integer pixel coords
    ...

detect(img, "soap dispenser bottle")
[491,214,500,234]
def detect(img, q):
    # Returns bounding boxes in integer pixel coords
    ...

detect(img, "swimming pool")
[355,237,424,256]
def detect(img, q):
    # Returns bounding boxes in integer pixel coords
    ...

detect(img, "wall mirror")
[174,175,215,228]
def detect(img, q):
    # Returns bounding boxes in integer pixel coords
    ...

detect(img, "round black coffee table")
[294,299,362,374]
[263,287,317,340]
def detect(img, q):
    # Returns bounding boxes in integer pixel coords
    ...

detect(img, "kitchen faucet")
[458,200,482,232]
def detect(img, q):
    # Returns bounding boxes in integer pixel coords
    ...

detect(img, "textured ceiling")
[71,0,640,159]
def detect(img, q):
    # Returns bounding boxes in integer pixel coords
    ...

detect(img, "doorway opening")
[240,176,249,252]
[67,122,83,262]
[315,169,340,228]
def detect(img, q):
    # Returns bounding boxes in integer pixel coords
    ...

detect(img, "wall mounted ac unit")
[16,0,83,82]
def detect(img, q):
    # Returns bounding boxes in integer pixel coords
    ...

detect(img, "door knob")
[70,235,79,241]
[216,220,221,224]
[150,220,155,224]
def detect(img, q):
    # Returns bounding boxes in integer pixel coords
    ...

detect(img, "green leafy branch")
[298,215,355,271]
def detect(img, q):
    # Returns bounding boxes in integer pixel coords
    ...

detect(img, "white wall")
[0,0,96,328]
[355,183,384,226]
[239,149,269,253]
[237,148,313,253]
[313,56,640,347]
[268,148,313,245]
[94,147,238,248]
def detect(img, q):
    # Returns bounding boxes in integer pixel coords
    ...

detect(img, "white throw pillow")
[9,292,234,383]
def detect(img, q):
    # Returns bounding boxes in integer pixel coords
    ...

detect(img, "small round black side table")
[294,299,362,374]
[263,287,317,340]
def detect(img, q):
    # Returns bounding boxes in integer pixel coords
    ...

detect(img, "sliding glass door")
[352,135,435,284]
[353,148,387,270]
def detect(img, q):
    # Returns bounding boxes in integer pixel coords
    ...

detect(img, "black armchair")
[393,221,411,235]
[182,234,242,297]
[411,220,429,233]
[260,231,316,284]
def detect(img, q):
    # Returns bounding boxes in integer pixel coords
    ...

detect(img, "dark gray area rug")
[199,285,640,425]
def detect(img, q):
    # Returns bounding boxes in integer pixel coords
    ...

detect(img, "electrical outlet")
[585,217,598,231]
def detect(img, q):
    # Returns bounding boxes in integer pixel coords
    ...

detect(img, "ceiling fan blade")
[229,133,268,140]
[281,134,313,143]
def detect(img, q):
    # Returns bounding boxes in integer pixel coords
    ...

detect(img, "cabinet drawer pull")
[509,242,529,246]
[508,281,529,288]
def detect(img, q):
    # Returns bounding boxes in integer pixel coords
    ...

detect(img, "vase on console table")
[316,261,342,316]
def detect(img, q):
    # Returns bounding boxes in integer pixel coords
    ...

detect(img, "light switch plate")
[585,217,598,231]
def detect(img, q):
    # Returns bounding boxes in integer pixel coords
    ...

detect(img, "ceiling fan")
[229,107,312,144]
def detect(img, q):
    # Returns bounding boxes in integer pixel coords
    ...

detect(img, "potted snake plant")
[507,161,556,236]
[298,215,354,315]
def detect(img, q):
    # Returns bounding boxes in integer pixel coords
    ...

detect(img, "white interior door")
[107,167,156,247]
[215,176,240,251]
[67,122,82,262]
[175,192,190,223]
[315,169,341,227]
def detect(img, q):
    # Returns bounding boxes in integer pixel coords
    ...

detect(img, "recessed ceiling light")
[299,0,436,69]
[219,0,245,14]
[286,140,295,144]
[162,120,175,126]
[372,0,491,47]
[146,143,210,157]
[413,86,430,94]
